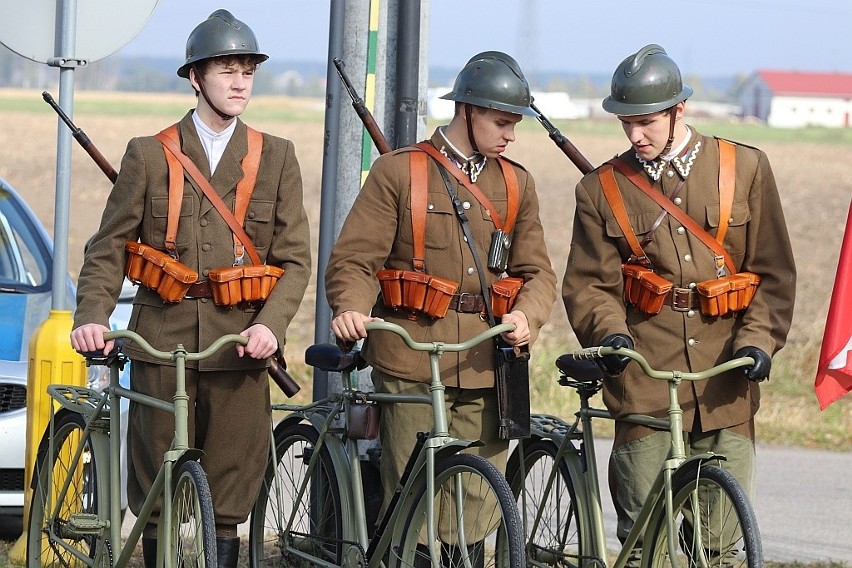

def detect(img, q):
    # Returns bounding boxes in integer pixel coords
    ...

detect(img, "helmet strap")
[193,65,235,122]
[660,106,677,157]
[464,103,480,154]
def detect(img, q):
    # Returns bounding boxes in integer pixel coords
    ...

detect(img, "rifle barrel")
[530,102,594,175]
[332,58,393,155]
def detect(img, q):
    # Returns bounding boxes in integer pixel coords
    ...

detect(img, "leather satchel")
[494,340,531,440]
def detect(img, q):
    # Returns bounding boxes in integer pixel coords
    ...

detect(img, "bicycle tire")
[644,463,763,568]
[394,453,525,568]
[171,460,217,567]
[26,410,110,567]
[248,423,344,567]
[505,438,584,568]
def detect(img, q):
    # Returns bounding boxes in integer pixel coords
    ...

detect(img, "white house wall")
[768,95,852,128]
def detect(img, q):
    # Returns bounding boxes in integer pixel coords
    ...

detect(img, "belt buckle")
[671,287,692,312]
[457,292,477,312]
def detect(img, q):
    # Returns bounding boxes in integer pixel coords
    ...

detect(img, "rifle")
[333,58,393,155]
[530,101,594,175]
[43,91,118,183]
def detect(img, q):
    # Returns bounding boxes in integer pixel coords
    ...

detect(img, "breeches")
[127,360,271,527]
[372,368,508,542]
[609,422,756,550]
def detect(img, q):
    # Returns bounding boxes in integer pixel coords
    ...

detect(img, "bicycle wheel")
[394,453,525,568]
[170,460,217,567]
[505,438,583,567]
[644,464,762,568]
[248,423,343,567]
[27,410,109,566]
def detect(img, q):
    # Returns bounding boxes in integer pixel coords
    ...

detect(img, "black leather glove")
[733,346,771,382]
[597,334,634,377]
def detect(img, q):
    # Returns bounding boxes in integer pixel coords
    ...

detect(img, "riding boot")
[216,536,241,568]
[441,541,484,568]
[142,536,157,568]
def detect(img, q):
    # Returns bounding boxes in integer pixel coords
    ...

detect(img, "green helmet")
[602,44,692,116]
[177,9,269,78]
[440,51,537,116]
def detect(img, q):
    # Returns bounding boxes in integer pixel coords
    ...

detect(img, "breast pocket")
[604,210,663,258]
[706,201,750,258]
[399,191,455,250]
[147,195,195,247]
[244,200,275,250]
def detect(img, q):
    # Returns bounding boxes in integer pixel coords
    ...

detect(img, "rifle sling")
[156,124,264,266]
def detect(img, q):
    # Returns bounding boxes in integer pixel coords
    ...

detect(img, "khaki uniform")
[563,128,795,552]
[75,111,311,525]
[326,129,556,526]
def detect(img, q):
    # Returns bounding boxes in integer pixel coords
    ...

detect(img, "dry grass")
[1,89,849,455]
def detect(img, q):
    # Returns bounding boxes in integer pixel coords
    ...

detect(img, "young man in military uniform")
[563,44,796,563]
[326,52,556,566]
[70,10,311,567]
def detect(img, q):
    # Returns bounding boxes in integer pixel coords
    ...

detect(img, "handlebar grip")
[268,356,300,398]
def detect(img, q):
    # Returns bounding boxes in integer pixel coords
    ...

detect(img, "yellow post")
[9,310,86,565]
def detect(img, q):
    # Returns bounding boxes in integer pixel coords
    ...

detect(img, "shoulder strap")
[161,124,184,256]
[156,125,262,266]
[414,142,519,233]
[409,151,428,272]
[231,127,264,263]
[716,139,736,247]
[608,158,735,276]
[598,165,649,265]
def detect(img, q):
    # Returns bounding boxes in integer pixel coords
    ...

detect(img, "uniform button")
[248,211,256,219]
[677,226,686,235]
[729,217,735,223]
[200,219,208,227]
[463,236,468,242]
[428,203,434,210]
[467,267,475,275]
[687,338,696,346]
[684,254,692,262]
[673,197,683,205]
[202,269,209,277]
[462,201,471,210]
[202,243,211,252]
[688,282,697,289]
[666,170,675,178]
[201,298,208,304]
[687,310,696,318]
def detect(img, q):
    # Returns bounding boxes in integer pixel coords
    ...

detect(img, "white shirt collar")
[191,111,236,174]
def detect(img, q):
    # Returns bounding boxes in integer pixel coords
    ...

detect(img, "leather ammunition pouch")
[125,242,198,303]
[346,398,380,440]
[377,268,460,320]
[491,276,524,319]
[621,263,673,316]
[208,264,285,307]
[696,271,761,317]
[495,341,531,440]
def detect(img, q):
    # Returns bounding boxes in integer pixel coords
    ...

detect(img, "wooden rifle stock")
[42,91,118,183]
[268,355,301,398]
[530,101,594,175]
[333,58,393,155]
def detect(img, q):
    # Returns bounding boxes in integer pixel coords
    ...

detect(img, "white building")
[738,70,852,128]
[427,88,588,120]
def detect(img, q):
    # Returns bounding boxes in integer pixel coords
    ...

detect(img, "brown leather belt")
[184,280,213,299]
[663,287,700,311]
[448,293,486,314]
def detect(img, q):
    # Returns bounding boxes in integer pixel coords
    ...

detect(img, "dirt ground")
[1,90,849,381]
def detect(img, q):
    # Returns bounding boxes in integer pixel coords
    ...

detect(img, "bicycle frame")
[518,347,754,568]
[41,331,247,568]
[267,320,516,567]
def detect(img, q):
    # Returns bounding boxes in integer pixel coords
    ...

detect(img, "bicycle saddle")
[305,343,366,373]
[555,354,604,382]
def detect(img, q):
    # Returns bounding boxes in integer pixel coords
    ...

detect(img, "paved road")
[122,440,852,564]
[590,438,852,564]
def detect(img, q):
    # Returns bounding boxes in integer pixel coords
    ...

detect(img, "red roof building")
[738,70,852,128]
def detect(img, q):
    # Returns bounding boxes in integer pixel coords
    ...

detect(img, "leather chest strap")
[599,165,649,265]
[716,139,736,247]
[409,151,428,272]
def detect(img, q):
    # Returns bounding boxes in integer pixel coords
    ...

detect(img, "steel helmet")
[440,51,537,116]
[602,44,692,116]
[177,9,269,78]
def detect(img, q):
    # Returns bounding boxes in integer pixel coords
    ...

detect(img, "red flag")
[815,199,852,410]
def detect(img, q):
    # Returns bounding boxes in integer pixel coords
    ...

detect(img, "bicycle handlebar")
[102,329,248,362]
[571,346,755,382]
[363,321,515,353]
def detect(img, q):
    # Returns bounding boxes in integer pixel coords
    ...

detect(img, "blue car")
[0,176,130,536]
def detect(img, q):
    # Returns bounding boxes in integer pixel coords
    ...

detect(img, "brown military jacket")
[563,128,796,432]
[75,111,312,370]
[326,129,557,388]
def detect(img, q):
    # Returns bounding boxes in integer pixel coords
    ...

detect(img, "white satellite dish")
[0,0,159,64]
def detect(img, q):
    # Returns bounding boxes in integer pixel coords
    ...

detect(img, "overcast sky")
[110,0,852,78]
